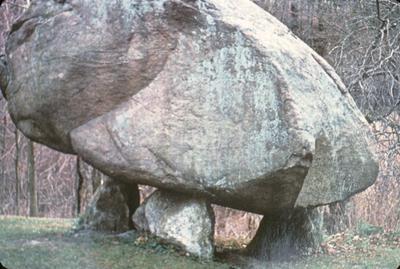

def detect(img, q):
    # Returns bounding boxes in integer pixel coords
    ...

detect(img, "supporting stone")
[246,208,322,260]
[132,190,215,259]
[320,200,351,235]
[79,177,140,232]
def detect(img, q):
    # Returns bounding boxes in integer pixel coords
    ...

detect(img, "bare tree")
[255,0,400,232]
[0,103,6,186]
[74,157,83,216]
[27,139,37,217]
[14,128,19,215]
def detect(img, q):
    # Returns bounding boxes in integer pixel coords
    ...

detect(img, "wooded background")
[0,0,399,242]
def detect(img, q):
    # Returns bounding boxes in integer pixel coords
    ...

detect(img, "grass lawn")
[0,216,229,269]
[0,216,399,269]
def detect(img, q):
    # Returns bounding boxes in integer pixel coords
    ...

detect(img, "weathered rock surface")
[132,190,214,259]
[2,0,378,215]
[246,209,322,260]
[79,177,140,232]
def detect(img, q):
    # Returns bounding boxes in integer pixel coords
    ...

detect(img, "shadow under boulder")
[78,177,140,233]
[246,208,322,261]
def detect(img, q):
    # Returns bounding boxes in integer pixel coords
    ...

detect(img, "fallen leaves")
[321,231,400,257]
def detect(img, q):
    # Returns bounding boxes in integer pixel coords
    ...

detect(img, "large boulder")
[1,0,379,256]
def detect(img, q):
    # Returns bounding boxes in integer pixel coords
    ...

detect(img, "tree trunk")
[74,157,84,216]
[0,115,6,182]
[14,129,20,216]
[0,115,5,215]
[27,139,38,217]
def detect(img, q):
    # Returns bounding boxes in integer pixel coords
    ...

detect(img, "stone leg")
[79,177,140,232]
[246,208,322,260]
[132,190,215,259]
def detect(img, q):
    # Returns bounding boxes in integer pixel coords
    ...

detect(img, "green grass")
[0,216,230,269]
[0,216,399,269]
[246,248,400,269]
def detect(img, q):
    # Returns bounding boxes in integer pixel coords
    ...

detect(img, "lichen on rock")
[1,0,379,259]
[133,190,215,259]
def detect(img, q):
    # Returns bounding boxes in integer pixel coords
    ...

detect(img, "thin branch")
[0,1,29,9]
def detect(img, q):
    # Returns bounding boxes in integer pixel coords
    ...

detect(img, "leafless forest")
[0,0,399,243]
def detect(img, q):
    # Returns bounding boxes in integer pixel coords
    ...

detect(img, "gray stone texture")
[79,177,140,232]
[2,0,378,214]
[132,190,215,259]
[246,208,322,260]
